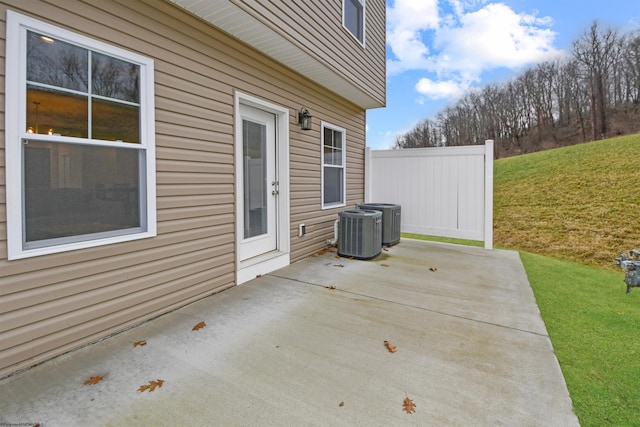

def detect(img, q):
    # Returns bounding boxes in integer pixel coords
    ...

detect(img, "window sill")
[8,230,156,260]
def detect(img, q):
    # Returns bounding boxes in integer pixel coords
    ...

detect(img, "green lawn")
[520,252,640,426]
[400,232,484,247]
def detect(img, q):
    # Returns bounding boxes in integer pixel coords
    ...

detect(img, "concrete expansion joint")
[267,273,549,338]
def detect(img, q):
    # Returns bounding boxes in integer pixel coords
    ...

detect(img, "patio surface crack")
[268,273,548,338]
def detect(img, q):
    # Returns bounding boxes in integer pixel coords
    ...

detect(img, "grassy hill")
[494,133,640,269]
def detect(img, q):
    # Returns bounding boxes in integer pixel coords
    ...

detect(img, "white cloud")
[386,0,564,100]
[446,0,488,18]
[434,3,562,73]
[387,0,439,75]
[388,0,440,34]
[415,78,468,99]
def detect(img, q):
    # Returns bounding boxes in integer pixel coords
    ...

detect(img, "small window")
[5,12,156,259]
[321,122,346,209]
[343,0,365,45]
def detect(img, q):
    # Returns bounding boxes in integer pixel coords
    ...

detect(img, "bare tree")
[623,32,640,104]
[573,21,621,139]
[393,22,640,156]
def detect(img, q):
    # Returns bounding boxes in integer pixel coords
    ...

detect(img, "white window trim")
[5,11,157,260]
[342,0,366,47]
[321,121,346,210]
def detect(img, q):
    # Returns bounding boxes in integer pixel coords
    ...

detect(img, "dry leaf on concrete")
[84,375,104,385]
[315,248,334,256]
[403,396,416,414]
[133,340,147,347]
[139,379,165,393]
[384,340,397,353]
[192,321,206,331]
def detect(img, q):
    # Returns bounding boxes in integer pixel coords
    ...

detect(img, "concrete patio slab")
[0,239,579,426]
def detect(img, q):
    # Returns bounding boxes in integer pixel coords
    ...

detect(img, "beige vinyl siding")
[244,0,386,104]
[171,0,386,108]
[0,0,367,378]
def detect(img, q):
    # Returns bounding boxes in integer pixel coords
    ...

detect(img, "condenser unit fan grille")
[338,209,382,259]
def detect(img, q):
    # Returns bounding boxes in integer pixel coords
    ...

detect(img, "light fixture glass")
[298,108,312,131]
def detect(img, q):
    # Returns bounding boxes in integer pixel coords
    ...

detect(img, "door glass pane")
[243,119,267,239]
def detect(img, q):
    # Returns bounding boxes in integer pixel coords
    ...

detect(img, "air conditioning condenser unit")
[357,203,401,246]
[338,209,382,259]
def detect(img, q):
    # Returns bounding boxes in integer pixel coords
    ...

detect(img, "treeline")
[394,22,640,158]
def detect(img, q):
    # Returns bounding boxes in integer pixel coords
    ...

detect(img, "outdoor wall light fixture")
[298,108,313,131]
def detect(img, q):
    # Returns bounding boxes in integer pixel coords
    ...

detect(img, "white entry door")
[238,105,278,261]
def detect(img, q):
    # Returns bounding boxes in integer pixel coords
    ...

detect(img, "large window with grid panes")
[5,11,156,260]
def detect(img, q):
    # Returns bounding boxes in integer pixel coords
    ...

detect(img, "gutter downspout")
[327,219,339,246]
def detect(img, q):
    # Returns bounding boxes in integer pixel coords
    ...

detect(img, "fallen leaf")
[430,267,437,272]
[149,379,165,391]
[192,321,206,331]
[84,375,104,385]
[316,248,334,256]
[133,340,147,347]
[139,379,165,393]
[339,401,345,407]
[384,340,397,353]
[335,255,341,259]
[256,274,262,278]
[383,247,389,252]
[403,396,416,414]
[325,285,336,290]
[381,263,390,267]
[333,264,344,268]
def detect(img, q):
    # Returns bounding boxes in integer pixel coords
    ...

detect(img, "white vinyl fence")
[364,140,493,249]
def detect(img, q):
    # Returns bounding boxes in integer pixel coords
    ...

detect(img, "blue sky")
[366,0,640,149]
